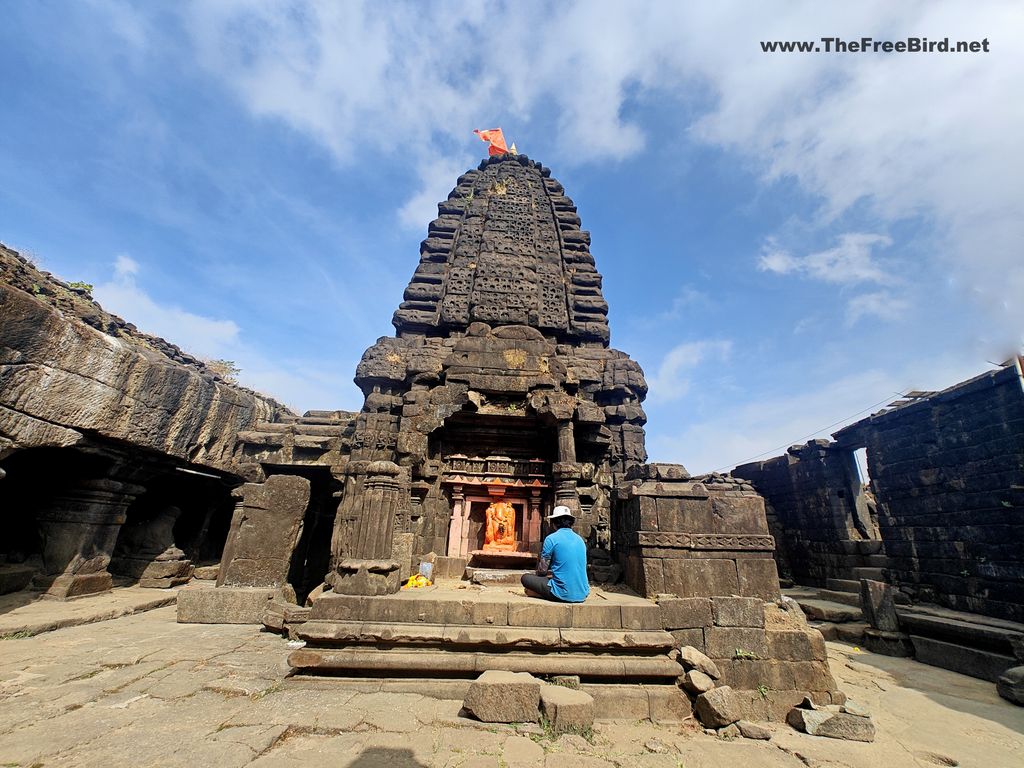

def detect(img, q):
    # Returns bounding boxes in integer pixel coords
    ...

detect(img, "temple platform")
[288,582,683,684]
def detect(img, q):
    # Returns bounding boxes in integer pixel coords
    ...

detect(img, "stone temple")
[2,153,1021,718]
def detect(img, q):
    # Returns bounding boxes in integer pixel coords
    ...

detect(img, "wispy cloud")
[759,233,892,285]
[175,0,1021,347]
[92,255,358,412]
[846,290,910,326]
[649,352,988,474]
[649,339,733,402]
[93,254,240,359]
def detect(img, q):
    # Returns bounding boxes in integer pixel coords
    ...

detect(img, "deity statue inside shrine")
[483,500,516,551]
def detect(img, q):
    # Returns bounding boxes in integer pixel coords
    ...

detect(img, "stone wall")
[835,362,1024,622]
[733,440,880,586]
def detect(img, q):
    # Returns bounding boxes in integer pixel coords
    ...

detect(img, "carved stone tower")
[331,154,648,593]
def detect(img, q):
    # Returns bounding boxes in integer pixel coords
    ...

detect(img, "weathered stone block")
[737,558,781,601]
[620,604,662,630]
[540,685,594,731]
[508,602,571,628]
[766,630,813,661]
[219,475,311,589]
[704,627,769,660]
[648,685,693,723]
[997,666,1024,705]
[660,597,713,629]
[860,579,900,632]
[177,587,276,624]
[661,558,738,598]
[463,670,540,723]
[712,597,765,628]
[670,628,705,651]
[695,686,741,728]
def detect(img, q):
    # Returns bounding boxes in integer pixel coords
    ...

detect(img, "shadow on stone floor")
[828,642,1024,734]
[348,747,427,768]
[0,589,42,617]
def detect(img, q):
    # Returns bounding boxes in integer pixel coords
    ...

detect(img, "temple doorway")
[431,411,556,560]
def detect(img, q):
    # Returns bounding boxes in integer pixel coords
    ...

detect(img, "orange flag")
[474,128,508,156]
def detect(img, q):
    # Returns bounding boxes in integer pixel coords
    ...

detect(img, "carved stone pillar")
[526,489,543,554]
[445,484,466,558]
[553,419,581,514]
[36,478,145,599]
[330,460,403,595]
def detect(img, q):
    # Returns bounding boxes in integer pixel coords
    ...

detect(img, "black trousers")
[521,572,563,601]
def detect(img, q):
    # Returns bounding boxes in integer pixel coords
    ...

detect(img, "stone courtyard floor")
[0,604,1021,767]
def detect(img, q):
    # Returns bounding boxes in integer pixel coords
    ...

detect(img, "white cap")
[546,505,575,521]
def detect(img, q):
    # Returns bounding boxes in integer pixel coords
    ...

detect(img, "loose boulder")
[463,670,541,723]
[679,646,721,680]
[737,720,772,740]
[694,685,741,728]
[786,699,875,742]
[997,666,1024,706]
[681,669,715,694]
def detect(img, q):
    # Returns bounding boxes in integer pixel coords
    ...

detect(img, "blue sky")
[2,1,1021,473]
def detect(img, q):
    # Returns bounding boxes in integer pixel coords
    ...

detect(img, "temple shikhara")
[1,153,1022,724]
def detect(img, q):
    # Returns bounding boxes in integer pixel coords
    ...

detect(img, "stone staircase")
[289,588,683,683]
[785,586,868,645]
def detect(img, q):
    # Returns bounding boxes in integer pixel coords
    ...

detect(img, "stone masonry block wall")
[616,468,781,602]
[836,363,1024,622]
[835,364,1024,622]
[734,440,878,586]
[659,596,841,718]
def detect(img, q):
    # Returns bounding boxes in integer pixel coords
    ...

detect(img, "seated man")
[520,506,590,603]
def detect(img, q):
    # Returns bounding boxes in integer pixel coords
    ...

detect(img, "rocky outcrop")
[0,244,286,470]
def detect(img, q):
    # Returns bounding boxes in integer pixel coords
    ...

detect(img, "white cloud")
[397,153,475,230]
[176,0,1022,347]
[649,353,989,475]
[94,255,239,360]
[649,340,733,402]
[759,233,892,285]
[846,290,910,326]
[113,253,138,279]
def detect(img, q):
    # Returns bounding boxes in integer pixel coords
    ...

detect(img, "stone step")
[288,646,683,681]
[285,677,691,721]
[815,588,863,608]
[897,610,1024,654]
[909,635,1017,683]
[834,621,869,645]
[825,578,861,594]
[864,554,890,567]
[465,568,529,586]
[796,598,863,624]
[308,592,663,630]
[296,620,677,651]
[851,567,886,581]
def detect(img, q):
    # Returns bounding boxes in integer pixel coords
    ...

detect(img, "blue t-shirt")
[541,527,590,603]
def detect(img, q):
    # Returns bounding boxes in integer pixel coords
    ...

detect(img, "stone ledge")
[176,587,276,624]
